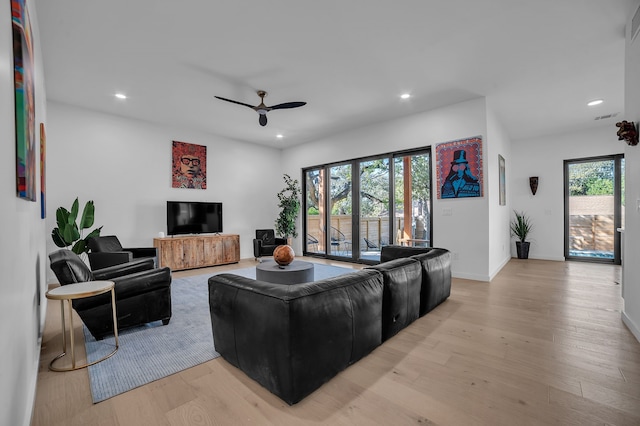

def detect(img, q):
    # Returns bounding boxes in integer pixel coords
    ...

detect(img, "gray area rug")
[84,262,352,403]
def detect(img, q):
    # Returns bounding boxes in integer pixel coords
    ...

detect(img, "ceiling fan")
[215,90,306,126]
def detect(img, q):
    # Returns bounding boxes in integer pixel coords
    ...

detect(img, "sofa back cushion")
[366,257,422,341]
[380,245,433,263]
[411,248,452,315]
[209,269,383,405]
[49,249,94,284]
[88,235,124,252]
[255,229,276,245]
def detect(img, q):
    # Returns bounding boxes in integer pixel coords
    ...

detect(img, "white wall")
[622,6,640,341]
[0,2,48,426]
[45,102,284,282]
[486,100,513,279]
[282,98,496,281]
[510,126,624,261]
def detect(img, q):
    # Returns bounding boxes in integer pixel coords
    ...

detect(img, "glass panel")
[359,158,390,261]
[394,153,431,247]
[329,164,352,257]
[567,159,615,260]
[305,169,325,254]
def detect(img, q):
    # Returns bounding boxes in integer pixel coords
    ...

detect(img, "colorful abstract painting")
[12,0,36,201]
[40,123,46,218]
[436,136,483,199]
[172,141,207,189]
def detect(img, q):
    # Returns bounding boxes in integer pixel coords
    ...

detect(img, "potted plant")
[510,210,533,259]
[274,174,301,243]
[51,197,103,256]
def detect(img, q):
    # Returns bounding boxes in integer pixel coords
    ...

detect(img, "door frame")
[563,154,623,264]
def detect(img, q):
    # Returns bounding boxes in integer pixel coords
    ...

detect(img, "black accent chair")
[49,249,172,340]
[253,229,287,260]
[87,235,158,271]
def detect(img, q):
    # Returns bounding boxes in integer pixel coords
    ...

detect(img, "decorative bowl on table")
[273,245,295,266]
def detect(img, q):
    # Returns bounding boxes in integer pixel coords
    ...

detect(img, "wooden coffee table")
[256,260,315,285]
[45,280,119,371]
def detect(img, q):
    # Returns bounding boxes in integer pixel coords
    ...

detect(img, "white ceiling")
[34,0,638,148]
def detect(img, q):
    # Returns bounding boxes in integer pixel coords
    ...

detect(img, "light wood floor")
[31,258,640,425]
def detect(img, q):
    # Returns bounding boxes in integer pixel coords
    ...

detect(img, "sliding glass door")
[394,151,431,247]
[329,164,353,257]
[305,168,325,254]
[359,158,390,261]
[303,147,432,264]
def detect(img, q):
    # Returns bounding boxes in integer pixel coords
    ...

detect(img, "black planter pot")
[516,241,530,259]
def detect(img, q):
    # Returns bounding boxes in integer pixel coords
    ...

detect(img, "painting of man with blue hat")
[437,137,483,199]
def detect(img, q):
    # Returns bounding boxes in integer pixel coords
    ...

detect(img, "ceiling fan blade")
[259,114,268,126]
[269,101,307,110]
[214,96,255,109]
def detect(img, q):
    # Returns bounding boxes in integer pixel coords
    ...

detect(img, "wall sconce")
[616,120,639,146]
[529,177,539,195]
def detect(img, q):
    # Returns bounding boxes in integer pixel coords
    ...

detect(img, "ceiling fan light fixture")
[215,91,306,127]
[114,93,127,99]
[400,93,411,99]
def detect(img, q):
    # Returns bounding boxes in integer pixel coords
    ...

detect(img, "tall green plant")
[51,198,103,255]
[510,210,533,242]
[275,174,301,239]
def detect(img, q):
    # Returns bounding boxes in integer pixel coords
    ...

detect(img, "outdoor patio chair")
[307,234,319,252]
[330,227,351,255]
[363,237,380,251]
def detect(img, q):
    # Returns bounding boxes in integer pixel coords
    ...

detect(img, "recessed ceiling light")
[115,93,127,99]
[587,99,603,106]
[276,134,284,139]
[400,93,411,100]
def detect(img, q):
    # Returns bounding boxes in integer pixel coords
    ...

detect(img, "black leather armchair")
[87,235,158,271]
[253,229,287,260]
[49,249,172,340]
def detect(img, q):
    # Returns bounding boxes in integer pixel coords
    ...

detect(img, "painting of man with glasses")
[172,140,207,189]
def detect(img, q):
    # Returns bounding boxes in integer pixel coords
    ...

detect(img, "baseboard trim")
[622,311,640,343]
[452,271,490,282]
[488,256,511,281]
[529,256,566,262]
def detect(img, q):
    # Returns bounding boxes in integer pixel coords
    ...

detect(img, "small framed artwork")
[498,154,506,206]
[172,141,207,189]
[436,136,483,199]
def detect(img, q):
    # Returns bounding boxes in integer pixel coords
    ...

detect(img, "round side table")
[256,260,315,285]
[45,280,119,371]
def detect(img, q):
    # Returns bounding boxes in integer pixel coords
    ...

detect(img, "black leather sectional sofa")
[207,245,451,405]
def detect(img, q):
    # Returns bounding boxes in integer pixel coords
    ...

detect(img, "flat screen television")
[166,201,223,235]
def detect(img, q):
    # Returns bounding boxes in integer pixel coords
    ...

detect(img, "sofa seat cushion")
[366,257,422,341]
